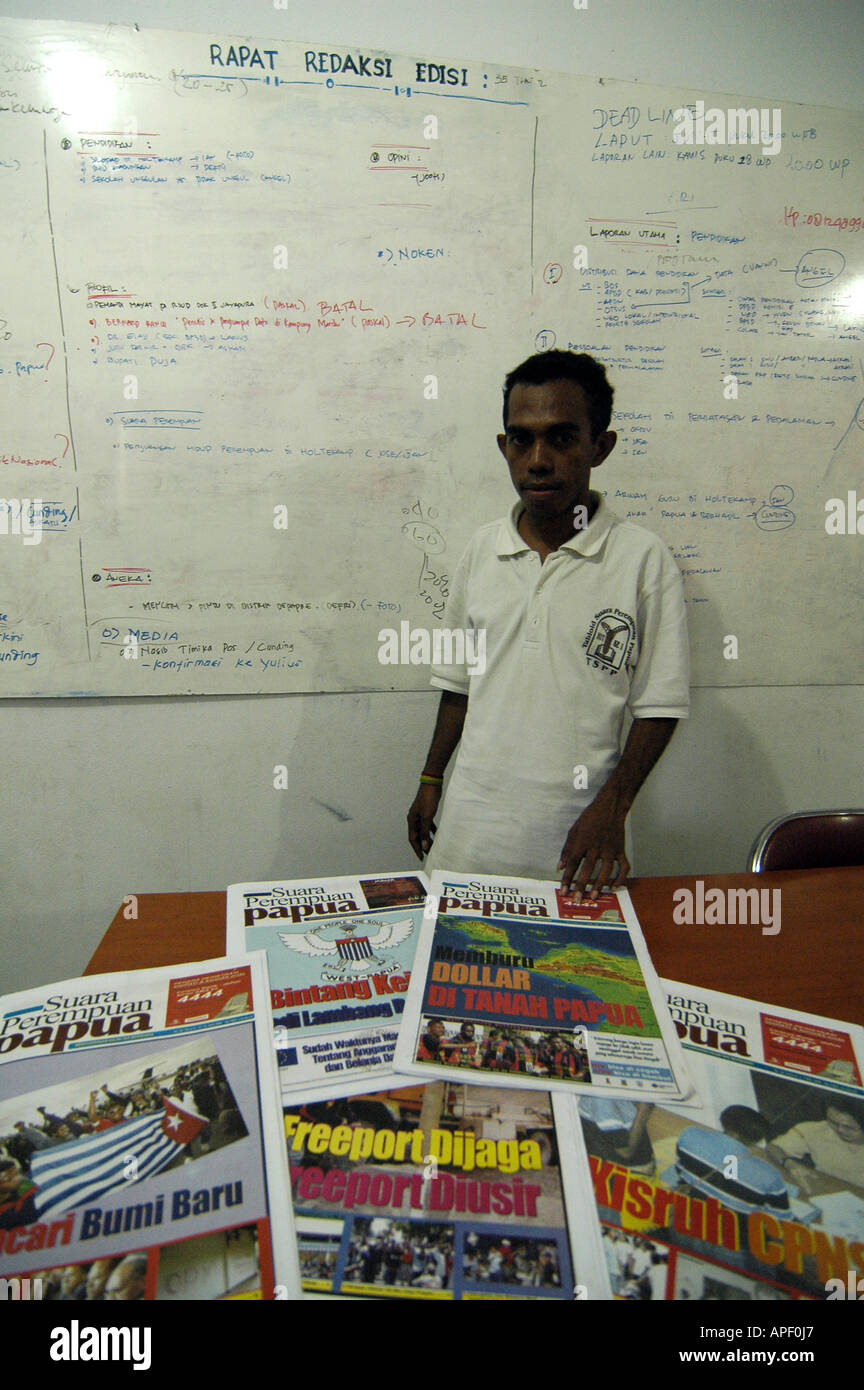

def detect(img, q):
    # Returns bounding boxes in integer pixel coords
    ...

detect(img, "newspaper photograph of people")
[0,956,298,1301]
[577,981,864,1301]
[284,1075,609,1300]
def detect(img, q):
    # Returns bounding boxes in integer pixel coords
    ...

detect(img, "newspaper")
[283,1073,610,1300]
[227,872,427,1095]
[576,980,864,1301]
[396,873,690,1101]
[0,954,299,1301]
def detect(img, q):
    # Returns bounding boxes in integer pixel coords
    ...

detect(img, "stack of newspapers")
[2,870,862,1301]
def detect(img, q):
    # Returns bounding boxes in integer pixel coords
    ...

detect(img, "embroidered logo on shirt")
[583,609,635,672]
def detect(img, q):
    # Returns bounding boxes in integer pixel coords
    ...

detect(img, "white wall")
[3,0,863,993]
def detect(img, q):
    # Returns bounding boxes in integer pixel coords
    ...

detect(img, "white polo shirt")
[425,494,689,879]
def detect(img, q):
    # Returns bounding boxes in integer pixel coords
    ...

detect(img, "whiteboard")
[0,17,861,695]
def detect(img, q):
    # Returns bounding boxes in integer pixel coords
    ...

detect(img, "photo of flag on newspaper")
[29,1099,208,1219]
[0,1037,247,1232]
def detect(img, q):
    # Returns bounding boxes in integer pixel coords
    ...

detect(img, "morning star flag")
[30,1099,206,1218]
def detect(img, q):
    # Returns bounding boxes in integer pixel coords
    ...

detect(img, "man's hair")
[720,1105,770,1144]
[114,1255,148,1281]
[823,1095,864,1128]
[502,350,614,438]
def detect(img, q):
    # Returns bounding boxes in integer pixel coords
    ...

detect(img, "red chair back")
[750,810,864,872]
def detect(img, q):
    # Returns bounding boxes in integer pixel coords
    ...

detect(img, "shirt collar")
[496,491,616,558]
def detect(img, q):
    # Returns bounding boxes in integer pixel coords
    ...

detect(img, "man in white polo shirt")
[407,350,689,900]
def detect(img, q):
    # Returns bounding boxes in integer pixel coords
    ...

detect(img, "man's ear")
[592,430,617,468]
[496,432,508,459]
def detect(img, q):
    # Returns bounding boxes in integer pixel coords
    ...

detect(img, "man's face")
[826,1107,864,1144]
[86,1259,113,1300]
[429,1020,445,1039]
[497,379,616,525]
[105,1263,145,1300]
[61,1265,85,1296]
[0,1164,21,1193]
[461,1024,475,1040]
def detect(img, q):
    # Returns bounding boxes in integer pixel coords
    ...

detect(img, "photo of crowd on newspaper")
[344,1218,454,1289]
[20,1252,148,1301]
[601,1229,669,1300]
[462,1230,563,1288]
[416,1019,591,1081]
[0,1041,247,1228]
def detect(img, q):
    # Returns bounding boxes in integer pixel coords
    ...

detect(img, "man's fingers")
[557,850,583,897]
[559,850,597,900]
[610,853,631,889]
[586,852,628,897]
[408,813,436,859]
[407,813,423,859]
[590,852,629,894]
[586,855,615,899]
[559,846,627,900]
[574,857,602,899]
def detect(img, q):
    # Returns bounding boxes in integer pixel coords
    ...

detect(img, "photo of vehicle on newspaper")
[579,983,864,1300]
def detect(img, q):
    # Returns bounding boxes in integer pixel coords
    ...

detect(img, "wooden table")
[85,867,864,1026]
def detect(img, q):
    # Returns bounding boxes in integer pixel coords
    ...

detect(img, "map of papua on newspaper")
[396,873,690,1101]
[0,954,299,1301]
[577,980,864,1301]
[283,1073,610,1301]
[227,872,427,1095]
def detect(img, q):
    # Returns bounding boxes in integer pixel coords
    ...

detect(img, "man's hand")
[780,1158,818,1197]
[558,717,679,900]
[407,783,442,859]
[558,786,630,900]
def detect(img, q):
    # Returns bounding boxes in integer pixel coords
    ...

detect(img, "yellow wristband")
[419,774,444,785]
